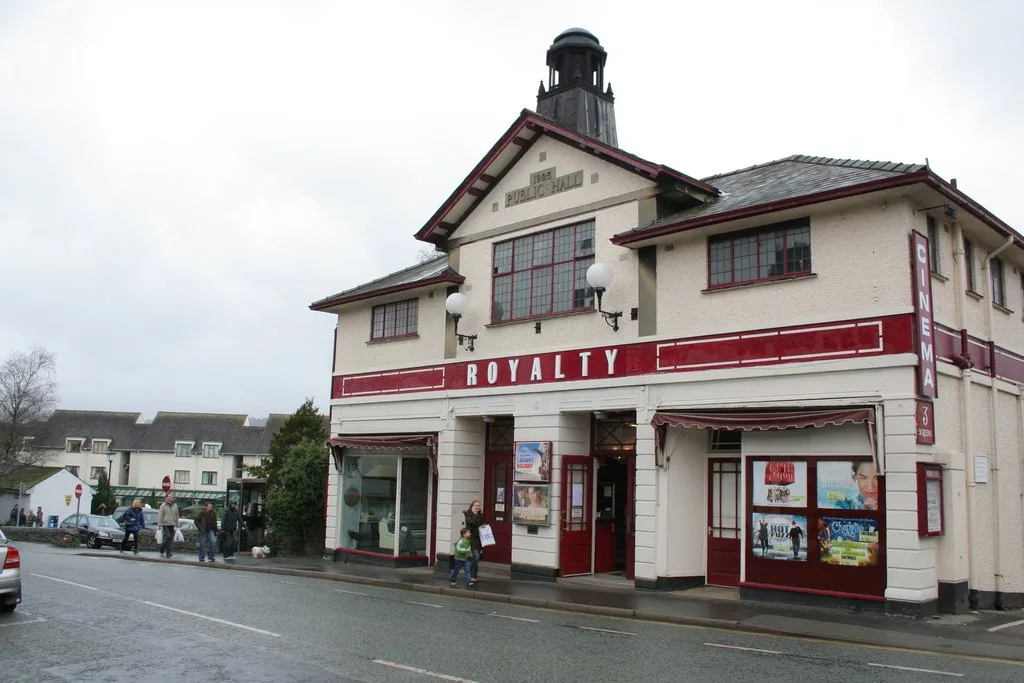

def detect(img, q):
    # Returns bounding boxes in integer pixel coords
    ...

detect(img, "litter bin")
[48,515,58,528]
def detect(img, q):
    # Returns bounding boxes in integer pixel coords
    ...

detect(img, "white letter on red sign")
[466,364,478,386]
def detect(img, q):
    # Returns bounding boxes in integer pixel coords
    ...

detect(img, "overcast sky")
[1,1,1020,419]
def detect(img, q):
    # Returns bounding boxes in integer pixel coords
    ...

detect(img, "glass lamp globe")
[586,262,614,290]
[445,292,469,316]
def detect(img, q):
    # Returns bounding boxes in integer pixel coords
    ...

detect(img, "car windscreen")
[90,516,121,529]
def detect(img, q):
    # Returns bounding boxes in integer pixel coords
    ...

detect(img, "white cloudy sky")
[1,1,1020,418]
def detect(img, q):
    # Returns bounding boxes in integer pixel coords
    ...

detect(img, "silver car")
[0,529,22,612]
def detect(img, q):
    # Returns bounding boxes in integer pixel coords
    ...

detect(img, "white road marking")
[30,573,98,591]
[334,589,369,597]
[0,617,46,628]
[402,600,443,609]
[704,642,781,655]
[866,662,964,677]
[578,626,636,636]
[141,601,280,637]
[489,613,540,623]
[987,618,1024,632]
[373,659,479,682]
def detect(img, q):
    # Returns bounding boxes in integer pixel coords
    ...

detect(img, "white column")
[435,417,485,559]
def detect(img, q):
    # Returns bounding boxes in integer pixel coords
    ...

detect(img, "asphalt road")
[2,546,1023,683]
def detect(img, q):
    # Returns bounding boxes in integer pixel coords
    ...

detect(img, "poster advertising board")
[513,441,551,482]
[512,483,550,526]
[751,513,808,561]
[751,460,807,507]
[818,517,880,567]
[816,460,880,511]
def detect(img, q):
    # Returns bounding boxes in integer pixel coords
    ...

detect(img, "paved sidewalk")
[82,549,1024,663]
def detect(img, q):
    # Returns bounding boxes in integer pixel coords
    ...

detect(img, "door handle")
[708,526,713,536]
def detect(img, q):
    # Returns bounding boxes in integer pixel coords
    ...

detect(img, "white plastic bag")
[173,528,184,543]
[154,526,163,544]
[478,524,496,547]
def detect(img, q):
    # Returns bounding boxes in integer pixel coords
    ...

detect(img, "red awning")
[328,434,437,472]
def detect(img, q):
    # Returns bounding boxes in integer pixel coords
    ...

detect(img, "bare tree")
[0,347,58,480]
[416,245,440,263]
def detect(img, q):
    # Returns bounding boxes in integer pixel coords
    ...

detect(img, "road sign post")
[74,483,83,517]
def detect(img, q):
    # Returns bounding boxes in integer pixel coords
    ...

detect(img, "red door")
[560,456,593,576]
[483,452,513,564]
[707,458,741,587]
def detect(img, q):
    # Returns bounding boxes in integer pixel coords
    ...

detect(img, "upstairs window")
[370,299,418,341]
[91,439,110,455]
[709,218,811,288]
[492,219,595,322]
[926,216,942,275]
[175,442,194,458]
[66,439,84,453]
[203,443,221,458]
[201,471,217,486]
[90,466,105,481]
[65,465,79,477]
[991,257,1006,307]
[964,239,976,292]
[174,470,190,485]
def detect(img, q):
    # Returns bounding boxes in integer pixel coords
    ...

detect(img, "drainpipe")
[983,235,1014,608]
[951,222,978,608]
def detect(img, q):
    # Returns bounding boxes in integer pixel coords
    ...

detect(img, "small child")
[449,528,474,588]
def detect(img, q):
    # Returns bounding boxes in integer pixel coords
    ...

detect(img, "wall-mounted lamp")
[586,262,622,332]
[914,203,959,220]
[482,415,495,424]
[445,292,477,352]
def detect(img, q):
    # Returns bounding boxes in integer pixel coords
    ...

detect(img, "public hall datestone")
[505,167,584,208]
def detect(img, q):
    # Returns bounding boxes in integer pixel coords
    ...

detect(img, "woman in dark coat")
[463,500,485,587]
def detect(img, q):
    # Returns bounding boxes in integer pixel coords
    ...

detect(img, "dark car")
[60,514,125,549]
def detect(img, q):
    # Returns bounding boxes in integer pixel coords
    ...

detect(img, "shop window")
[709,430,741,452]
[370,298,419,341]
[339,454,430,557]
[491,219,595,323]
[708,218,811,289]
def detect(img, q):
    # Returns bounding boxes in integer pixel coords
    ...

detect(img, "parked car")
[60,514,125,549]
[0,528,22,612]
[176,518,197,530]
[111,506,159,529]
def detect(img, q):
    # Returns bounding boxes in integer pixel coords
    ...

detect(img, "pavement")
[73,545,1024,664]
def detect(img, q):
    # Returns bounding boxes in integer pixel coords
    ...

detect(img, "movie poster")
[818,517,880,567]
[816,460,880,511]
[512,483,550,526]
[751,460,807,507]
[751,513,808,561]
[513,442,551,482]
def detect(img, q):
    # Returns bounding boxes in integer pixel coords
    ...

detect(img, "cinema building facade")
[312,29,1024,614]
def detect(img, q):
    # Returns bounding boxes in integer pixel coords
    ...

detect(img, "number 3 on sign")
[916,400,935,445]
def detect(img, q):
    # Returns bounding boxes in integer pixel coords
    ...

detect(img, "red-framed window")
[491,220,595,323]
[370,299,418,341]
[964,238,976,292]
[926,216,942,275]
[708,218,811,289]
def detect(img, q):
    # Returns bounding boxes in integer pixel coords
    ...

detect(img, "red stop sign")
[74,484,83,500]
[161,476,171,493]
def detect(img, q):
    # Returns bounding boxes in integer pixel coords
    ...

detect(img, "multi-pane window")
[175,442,193,458]
[203,443,221,458]
[174,470,190,485]
[926,216,942,275]
[991,257,1006,307]
[709,219,811,288]
[91,440,109,455]
[370,299,418,340]
[66,439,83,453]
[964,239,976,292]
[491,219,595,322]
[201,471,217,486]
[90,466,105,481]
[65,465,79,477]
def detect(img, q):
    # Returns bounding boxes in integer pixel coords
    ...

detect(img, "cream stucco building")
[312,29,1024,615]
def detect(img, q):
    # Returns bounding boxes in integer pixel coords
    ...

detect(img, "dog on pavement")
[251,545,271,559]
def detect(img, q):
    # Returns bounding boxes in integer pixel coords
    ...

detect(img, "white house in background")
[0,466,94,527]
[311,28,1024,616]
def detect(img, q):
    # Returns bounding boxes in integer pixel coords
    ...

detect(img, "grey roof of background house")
[32,410,146,450]
[310,255,461,309]
[140,412,259,454]
[617,155,927,238]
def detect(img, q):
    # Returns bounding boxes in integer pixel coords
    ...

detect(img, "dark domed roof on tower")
[537,27,618,147]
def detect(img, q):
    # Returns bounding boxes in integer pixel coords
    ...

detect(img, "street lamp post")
[106,450,115,485]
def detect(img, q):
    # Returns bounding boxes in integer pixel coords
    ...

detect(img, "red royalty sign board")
[916,399,936,445]
[910,231,938,398]
[74,484,83,500]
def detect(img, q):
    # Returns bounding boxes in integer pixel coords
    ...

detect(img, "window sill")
[366,334,419,345]
[930,271,948,283]
[485,308,596,328]
[703,273,817,294]
[966,290,984,301]
[993,302,1014,315]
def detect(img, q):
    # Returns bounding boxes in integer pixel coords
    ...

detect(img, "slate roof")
[0,465,66,492]
[613,155,928,244]
[310,255,463,311]
[32,410,146,451]
[140,412,262,454]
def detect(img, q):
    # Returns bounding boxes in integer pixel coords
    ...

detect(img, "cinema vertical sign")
[911,231,937,444]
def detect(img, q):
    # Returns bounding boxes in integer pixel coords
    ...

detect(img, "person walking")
[120,499,146,554]
[8,505,17,525]
[157,493,179,558]
[196,501,218,563]
[35,506,44,527]
[463,500,485,587]
[18,508,27,526]
[448,528,474,588]
[221,499,240,561]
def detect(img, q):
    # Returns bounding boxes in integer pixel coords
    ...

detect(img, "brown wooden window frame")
[370,298,419,341]
[708,218,812,289]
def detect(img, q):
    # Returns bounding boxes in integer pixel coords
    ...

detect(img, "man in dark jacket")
[196,501,218,563]
[221,500,240,561]
[120,499,146,554]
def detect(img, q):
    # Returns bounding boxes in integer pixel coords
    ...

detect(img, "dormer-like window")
[203,443,222,458]
[91,439,110,455]
[175,442,194,458]
[66,439,84,453]
[491,219,595,322]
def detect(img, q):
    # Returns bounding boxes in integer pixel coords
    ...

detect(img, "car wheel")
[88,533,101,549]
[0,603,15,613]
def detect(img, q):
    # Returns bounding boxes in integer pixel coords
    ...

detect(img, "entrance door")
[560,455,593,576]
[483,451,513,564]
[707,458,741,587]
